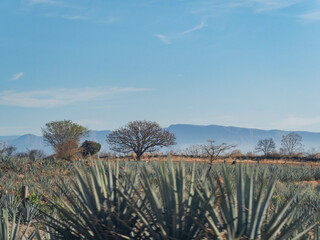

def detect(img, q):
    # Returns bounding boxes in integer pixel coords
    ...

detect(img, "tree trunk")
[136,152,142,161]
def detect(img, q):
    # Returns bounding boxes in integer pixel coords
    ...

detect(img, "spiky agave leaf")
[0,207,36,240]
[119,158,205,239]
[196,163,317,240]
[42,158,142,240]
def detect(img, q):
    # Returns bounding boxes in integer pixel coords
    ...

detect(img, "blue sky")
[1,0,320,135]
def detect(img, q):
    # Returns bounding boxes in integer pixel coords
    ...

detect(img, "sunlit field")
[1,153,320,239]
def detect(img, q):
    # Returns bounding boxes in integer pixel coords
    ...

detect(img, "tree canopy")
[107,120,176,160]
[254,138,276,156]
[42,120,89,160]
[281,132,303,156]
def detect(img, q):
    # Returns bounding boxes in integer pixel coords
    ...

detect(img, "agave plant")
[42,158,143,239]
[0,197,37,240]
[118,159,207,239]
[196,163,318,240]
[40,159,320,240]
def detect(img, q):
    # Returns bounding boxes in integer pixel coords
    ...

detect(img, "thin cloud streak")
[12,72,24,81]
[299,10,320,21]
[0,87,151,108]
[28,0,61,5]
[251,0,300,12]
[62,15,86,20]
[155,0,302,44]
[154,34,172,44]
[28,1,118,23]
[181,21,206,34]
[195,0,300,13]
[155,20,206,44]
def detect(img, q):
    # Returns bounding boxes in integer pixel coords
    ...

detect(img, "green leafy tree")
[81,140,101,157]
[42,120,89,160]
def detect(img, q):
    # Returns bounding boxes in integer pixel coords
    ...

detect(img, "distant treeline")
[167,153,320,162]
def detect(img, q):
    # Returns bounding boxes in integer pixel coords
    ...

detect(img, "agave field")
[1,153,320,239]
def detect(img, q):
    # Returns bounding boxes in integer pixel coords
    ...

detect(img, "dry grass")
[295,180,320,188]
[101,155,320,167]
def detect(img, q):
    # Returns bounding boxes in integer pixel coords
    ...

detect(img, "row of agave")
[3,153,320,202]
[0,159,320,239]
[38,159,318,239]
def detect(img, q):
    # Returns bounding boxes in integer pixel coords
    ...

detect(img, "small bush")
[55,139,79,160]
[0,142,16,157]
[16,149,46,160]
[81,140,101,157]
[27,149,46,160]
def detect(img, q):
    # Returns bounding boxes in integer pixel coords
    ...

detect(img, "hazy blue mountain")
[1,124,320,154]
[86,130,111,146]
[5,134,51,153]
[167,124,320,152]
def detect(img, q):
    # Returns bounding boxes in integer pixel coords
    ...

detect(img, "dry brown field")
[101,155,320,167]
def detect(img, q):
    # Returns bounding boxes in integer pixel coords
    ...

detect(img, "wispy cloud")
[181,21,206,34]
[299,10,320,21]
[62,15,86,20]
[194,0,300,13]
[11,72,24,81]
[154,0,303,44]
[42,12,89,21]
[155,19,207,44]
[251,0,300,12]
[28,0,61,5]
[154,34,172,44]
[0,87,150,108]
[27,0,119,23]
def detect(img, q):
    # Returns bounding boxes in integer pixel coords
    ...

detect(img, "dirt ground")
[101,155,320,167]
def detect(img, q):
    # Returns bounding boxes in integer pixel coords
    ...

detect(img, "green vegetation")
[42,120,89,160]
[0,152,320,239]
[81,140,101,157]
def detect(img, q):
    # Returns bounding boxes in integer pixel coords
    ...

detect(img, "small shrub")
[54,139,79,160]
[81,140,101,157]
[0,142,16,157]
[15,149,46,161]
[27,149,46,160]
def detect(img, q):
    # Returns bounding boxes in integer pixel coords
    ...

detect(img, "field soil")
[101,155,320,167]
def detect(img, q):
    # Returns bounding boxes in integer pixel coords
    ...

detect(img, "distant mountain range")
[1,124,320,154]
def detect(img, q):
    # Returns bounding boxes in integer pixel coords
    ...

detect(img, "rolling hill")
[1,124,320,154]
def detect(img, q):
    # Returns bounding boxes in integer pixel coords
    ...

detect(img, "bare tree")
[201,140,236,171]
[107,120,176,161]
[0,142,17,156]
[254,138,276,156]
[307,148,320,159]
[183,144,203,158]
[281,132,303,156]
[230,149,243,157]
